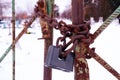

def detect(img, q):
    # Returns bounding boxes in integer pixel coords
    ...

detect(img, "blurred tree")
[53,4,59,18]
[16,11,28,24]
[61,7,71,19]
[99,0,112,21]
[0,0,11,20]
[108,0,120,23]
[61,0,120,22]
[109,0,120,10]
[61,0,100,22]
[99,0,120,21]
[84,0,100,22]
[16,11,28,20]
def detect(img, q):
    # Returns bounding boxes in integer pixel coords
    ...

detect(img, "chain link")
[35,0,95,59]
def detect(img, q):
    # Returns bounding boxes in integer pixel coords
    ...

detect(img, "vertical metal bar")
[0,15,36,63]
[72,0,84,24]
[42,0,54,80]
[12,0,15,79]
[44,40,52,80]
[72,0,89,80]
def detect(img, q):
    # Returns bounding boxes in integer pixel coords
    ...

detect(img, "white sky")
[15,0,38,14]
[15,0,71,14]
[2,0,71,16]
[2,0,38,16]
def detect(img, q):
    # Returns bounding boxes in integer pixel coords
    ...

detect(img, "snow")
[1,0,120,80]
[88,18,120,80]
[0,18,120,80]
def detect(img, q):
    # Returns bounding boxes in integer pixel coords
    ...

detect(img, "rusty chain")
[35,0,95,59]
[35,1,120,79]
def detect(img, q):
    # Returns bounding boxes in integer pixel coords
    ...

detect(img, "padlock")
[45,45,74,72]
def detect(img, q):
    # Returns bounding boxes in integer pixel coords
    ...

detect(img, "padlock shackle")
[56,37,66,47]
[63,40,78,57]
[56,34,85,57]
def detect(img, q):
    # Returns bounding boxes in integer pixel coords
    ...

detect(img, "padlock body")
[45,45,74,72]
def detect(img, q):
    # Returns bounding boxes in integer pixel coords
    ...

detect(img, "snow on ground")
[0,23,44,80]
[89,18,120,80]
[0,18,120,80]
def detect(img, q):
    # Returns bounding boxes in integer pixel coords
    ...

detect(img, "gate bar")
[72,0,90,80]
[90,52,120,79]
[12,0,16,79]
[0,14,37,63]
[93,6,120,40]
[40,0,54,80]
